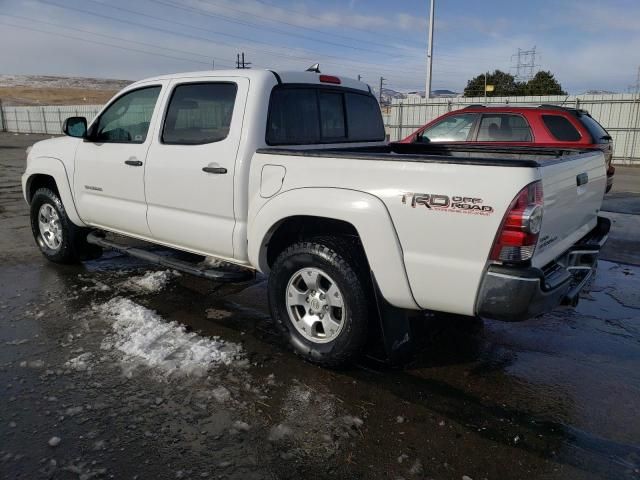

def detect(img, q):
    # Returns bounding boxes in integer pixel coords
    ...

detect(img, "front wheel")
[268,238,370,367]
[30,188,101,264]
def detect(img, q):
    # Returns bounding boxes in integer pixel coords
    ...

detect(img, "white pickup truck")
[22,69,610,366]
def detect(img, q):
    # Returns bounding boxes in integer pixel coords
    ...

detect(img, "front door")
[74,84,164,237]
[144,78,248,259]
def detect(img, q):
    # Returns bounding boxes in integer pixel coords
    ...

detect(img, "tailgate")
[532,151,606,268]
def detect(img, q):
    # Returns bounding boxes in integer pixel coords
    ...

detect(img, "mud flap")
[366,274,414,364]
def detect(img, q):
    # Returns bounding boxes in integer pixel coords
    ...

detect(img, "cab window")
[476,114,533,142]
[92,86,161,143]
[162,82,237,145]
[417,114,478,142]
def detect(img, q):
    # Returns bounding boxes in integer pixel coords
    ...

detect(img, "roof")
[461,104,588,116]
[129,69,370,92]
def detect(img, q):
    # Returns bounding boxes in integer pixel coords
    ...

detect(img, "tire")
[268,236,370,367]
[30,188,102,264]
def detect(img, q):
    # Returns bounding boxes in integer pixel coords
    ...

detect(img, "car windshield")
[417,113,477,142]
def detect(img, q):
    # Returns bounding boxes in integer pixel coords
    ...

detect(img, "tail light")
[490,181,544,263]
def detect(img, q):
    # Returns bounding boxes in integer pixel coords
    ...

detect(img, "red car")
[399,105,615,192]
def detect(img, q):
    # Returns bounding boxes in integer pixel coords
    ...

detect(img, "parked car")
[22,69,609,367]
[399,105,615,192]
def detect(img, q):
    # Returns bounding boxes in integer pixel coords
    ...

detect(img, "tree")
[462,69,566,97]
[463,70,524,97]
[523,71,566,95]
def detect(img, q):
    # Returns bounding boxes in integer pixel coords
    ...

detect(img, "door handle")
[576,172,589,186]
[202,166,227,174]
[125,159,143,167]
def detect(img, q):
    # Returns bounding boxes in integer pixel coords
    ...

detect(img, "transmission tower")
[511,47,539,82]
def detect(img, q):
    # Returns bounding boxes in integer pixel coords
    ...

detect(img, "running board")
[87,232,255,283]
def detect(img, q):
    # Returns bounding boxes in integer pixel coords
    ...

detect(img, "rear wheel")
[30,188,102,264]
[268,237,370,367]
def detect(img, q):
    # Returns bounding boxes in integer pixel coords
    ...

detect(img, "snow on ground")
[120,270,179,294]
[96,298,243,377]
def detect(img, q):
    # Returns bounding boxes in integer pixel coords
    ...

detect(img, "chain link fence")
[0,104,102,135]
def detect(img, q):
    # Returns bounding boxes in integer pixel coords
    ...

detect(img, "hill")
[0,74,132,106]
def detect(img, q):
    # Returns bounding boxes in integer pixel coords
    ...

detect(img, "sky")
[0,0,639,94]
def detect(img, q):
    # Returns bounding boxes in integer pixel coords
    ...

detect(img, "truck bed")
[256,143,599,168]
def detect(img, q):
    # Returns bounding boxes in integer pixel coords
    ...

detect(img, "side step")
[87,232,255,283]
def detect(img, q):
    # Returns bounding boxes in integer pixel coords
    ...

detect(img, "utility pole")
[212,59,215,70]
[484,71,487,103]
[357,74,362,82]
[425,0,435,99]
[236,52,251,69]
[379,76,386,104]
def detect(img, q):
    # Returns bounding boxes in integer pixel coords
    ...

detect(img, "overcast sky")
[0,0,639,93]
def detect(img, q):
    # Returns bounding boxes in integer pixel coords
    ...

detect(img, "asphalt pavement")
[1,133,639,480]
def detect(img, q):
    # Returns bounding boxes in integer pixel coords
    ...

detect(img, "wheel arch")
[249,188,419,310]
[23,157,86,227]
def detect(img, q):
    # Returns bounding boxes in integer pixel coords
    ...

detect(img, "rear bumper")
[476,216,611,322]
[606,165,615,193]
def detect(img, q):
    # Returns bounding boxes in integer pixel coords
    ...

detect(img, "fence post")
[14,109,19,133]
[398,103,404,141]
[26,109,33,133]
[42,107,48,134]
[57,108,63,133]
[0,99,5,132]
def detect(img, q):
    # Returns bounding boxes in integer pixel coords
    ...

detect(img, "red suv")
[400,105,615,192]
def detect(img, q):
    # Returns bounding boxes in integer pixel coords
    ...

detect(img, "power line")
[86,0,419,60]
[0,21,225,68]
[32,0,430,81]
[0,13,236,66]
[245,0,417,45]
[151,0,413,56]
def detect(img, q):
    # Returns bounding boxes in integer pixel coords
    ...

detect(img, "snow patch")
[121,270,179,293]
[97,298,242,377]
[66,353,94,371]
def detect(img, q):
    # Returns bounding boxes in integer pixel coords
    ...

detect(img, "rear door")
[532,151,607,268]
[473,113,534,143]
[144,77,248,260]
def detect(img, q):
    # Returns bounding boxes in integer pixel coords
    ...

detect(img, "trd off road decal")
[402,193,494,216]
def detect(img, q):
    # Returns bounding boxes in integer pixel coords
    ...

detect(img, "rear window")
[579,114,610,144]
[267,86,385,145]
[476,114,532,142]
[542,115,581,141]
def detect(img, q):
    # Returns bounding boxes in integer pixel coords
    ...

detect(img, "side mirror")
[62,116,87,138]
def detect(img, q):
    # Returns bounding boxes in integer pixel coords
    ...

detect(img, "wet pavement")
[1,133,639,480]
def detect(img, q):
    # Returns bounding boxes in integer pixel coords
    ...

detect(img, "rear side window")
[162,82,237,145]
[418,113,478,142]
[579,114,610,144]
[267,87,385,145]
[542,115,581,141]
[476,114,532,142]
